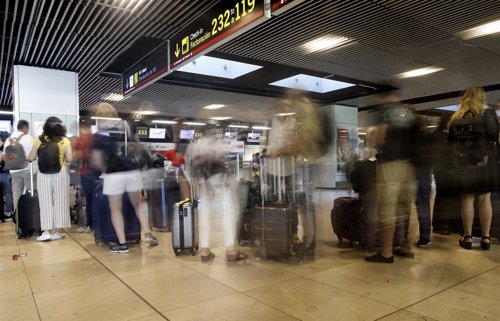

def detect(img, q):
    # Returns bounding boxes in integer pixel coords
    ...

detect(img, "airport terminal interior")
[1,1,500,320]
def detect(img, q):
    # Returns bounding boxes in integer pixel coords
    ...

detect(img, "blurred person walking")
[90,103,158,254]
[74,122,100,233]
[187,130,245,262]
[448,86,499,250]
[2,120,35,221]
[365,93,419,263]
[28,117,72,241]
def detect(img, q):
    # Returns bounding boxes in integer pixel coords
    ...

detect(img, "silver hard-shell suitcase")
[172,199,197,256]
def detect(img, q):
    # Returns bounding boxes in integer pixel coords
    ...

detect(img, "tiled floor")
[2,190,500,321]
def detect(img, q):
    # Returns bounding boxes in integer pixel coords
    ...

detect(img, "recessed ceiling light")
[435,105,458,112]
[151,120,177,124]
[183,122,206,126]
[203,104,226,110]
[134,119,140,122]
[302,35,352,53]
[395,67,444,79]
[275,112,296,116]
[210,117,233,120]
[177,56,263,79]
[228,124,249,129]
[458,19,500,39]
[252,126,271,130]
[269,74,355,93]
[91,116,122,121]
[103,93,125,101]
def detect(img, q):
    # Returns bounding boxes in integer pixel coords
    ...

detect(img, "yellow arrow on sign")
[175,43,180,58]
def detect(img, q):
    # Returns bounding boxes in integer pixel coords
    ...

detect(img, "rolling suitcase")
[172,198,197,256]
[251,156,311,261]
[330,196,362,247]
[147,178,181,231]
[92,179,141,245]
[16,163,41,238]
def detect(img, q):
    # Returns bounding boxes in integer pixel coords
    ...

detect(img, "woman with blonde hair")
[448,86,499,250]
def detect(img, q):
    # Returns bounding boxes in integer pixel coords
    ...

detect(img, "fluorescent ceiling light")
[275,112,296,116]
[134,119,140,122]
[152,120,177,124]
[177,56,263,79]
[183,122,206,126]
[458,19,500,39]
[358,132,366,135]
[395,67,444,79]
[302,35,352,53]
[210,117,233,120]
[136,110,159,115]
[91,116,122,121]
[228,124,249,129]
[252,126,271,130]
[0,111,13,114]
[269,74,355,93]
[435,105,458,112]
[203,104,226,110]
[103,93,124,101]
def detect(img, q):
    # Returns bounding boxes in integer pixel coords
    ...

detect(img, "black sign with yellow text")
[169,0,265,69]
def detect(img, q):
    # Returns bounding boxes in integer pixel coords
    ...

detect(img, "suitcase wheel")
[190,249,197,256]
[136,238,141,244]
[174,249,181,256]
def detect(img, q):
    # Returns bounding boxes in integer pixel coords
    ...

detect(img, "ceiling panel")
[0,0,499,116]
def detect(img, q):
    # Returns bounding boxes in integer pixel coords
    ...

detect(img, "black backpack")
[451,116,489,169]
[37,136,61,174]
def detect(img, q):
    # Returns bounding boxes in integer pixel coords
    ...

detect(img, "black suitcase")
[91,180,141,245]
[147,178,181,231]
[16,163,41,238]
[251,204,297,261]
[331,196,362,247]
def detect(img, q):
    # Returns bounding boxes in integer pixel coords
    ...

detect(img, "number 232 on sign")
[211,0,256,36]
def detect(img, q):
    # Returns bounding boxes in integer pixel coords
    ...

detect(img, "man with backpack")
[2,120,34,219]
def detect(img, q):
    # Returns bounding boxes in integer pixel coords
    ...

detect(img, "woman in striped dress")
[28,117,72,241]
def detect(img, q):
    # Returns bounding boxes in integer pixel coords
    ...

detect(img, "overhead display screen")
[169,0,266,69]
[247,132,261,143]
[136,126,149,138]
[149,128,166,139]
[122,42,169,96]
[180,129,195,140]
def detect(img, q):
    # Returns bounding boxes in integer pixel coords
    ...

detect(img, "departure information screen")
[122,42,169,95]
[169,0,265,69]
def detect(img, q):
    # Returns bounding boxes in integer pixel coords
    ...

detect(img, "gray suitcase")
[172,199,197,256]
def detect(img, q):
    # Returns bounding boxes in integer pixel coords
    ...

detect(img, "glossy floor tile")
[245,277,398,321]
[164,293,299,321]
[1,189,500,320]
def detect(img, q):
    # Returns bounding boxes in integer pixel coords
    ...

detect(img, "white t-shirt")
[3,131,34,173]
[267,116,297,177]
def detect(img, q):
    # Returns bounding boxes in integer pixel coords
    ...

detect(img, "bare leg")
[477,193,492,241]
[461,194,475,236]
[108,194,126,244]
[127,190,151,235]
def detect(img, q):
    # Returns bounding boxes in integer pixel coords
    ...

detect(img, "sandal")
[200,248,215,262]
[225,251,248,262]
[481,236,491,251]
[459,235,473,250]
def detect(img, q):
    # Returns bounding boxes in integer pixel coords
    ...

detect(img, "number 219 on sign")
[211,0,256,36]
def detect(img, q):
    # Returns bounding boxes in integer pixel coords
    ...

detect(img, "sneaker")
[37,231,52,242]
[145,233,159,247]
[3,212,13,221]
[76,226,87,233]
[417,238,431,248]
[365,252,394,264]
[85,226,95,233]
[51,232,65,241]
[108,243,129,254]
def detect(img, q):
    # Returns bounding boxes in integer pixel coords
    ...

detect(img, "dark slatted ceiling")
[1,0,499,116]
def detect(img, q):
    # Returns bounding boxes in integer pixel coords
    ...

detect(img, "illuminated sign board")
[170,0,267,69]
[122,42,169,96]
[136,127,149,138]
